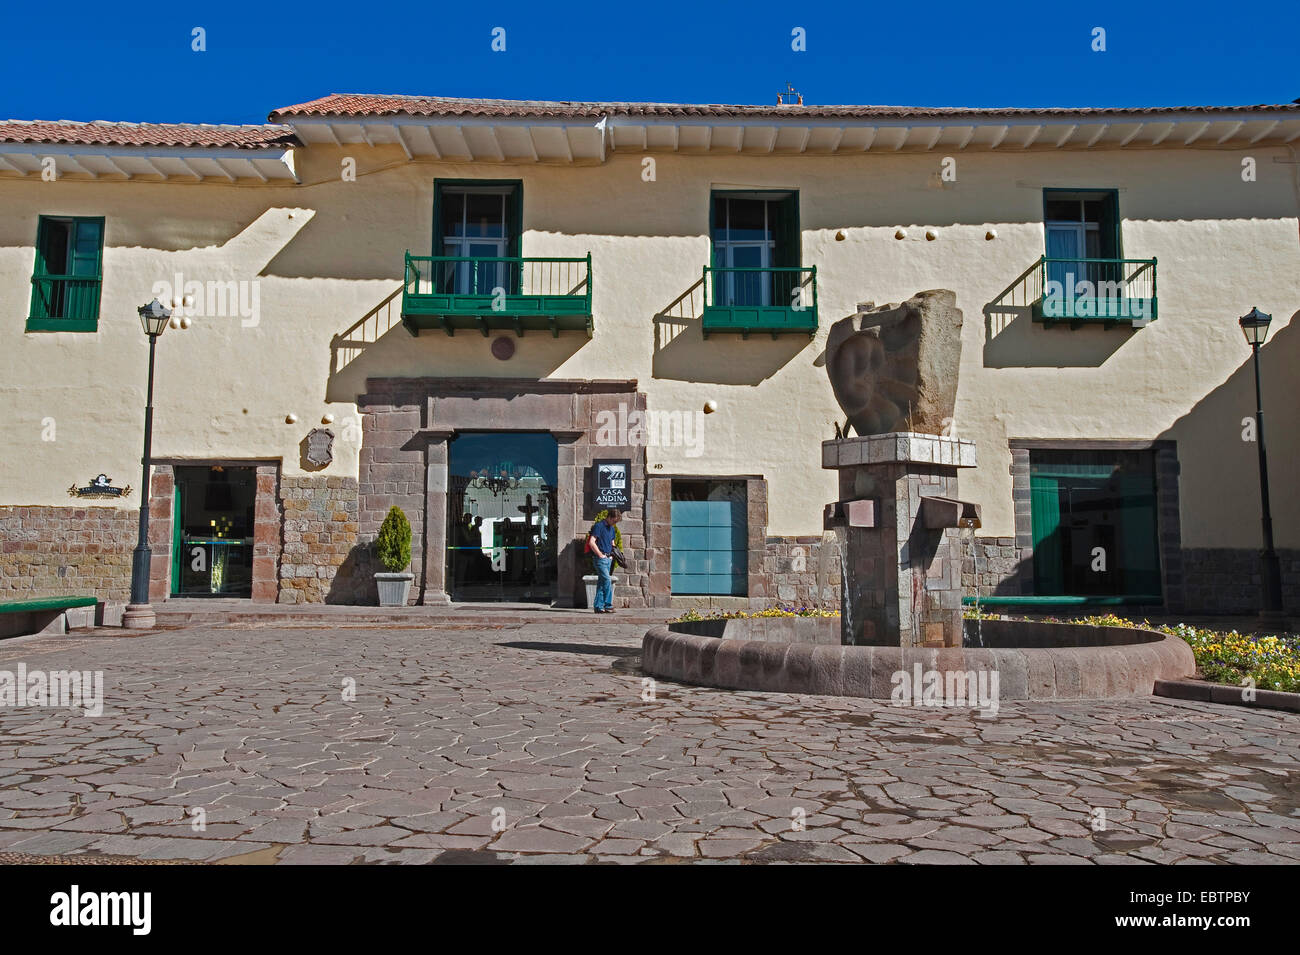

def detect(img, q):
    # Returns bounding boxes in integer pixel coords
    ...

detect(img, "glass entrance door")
[171,465,255,597]
[447,432,558,602]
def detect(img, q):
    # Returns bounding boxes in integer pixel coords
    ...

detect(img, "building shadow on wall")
[982,263,1133,368]
[328,542,377,604]
[326,286,588,403]
[1155,311,1299,607]
[652,278,811,385]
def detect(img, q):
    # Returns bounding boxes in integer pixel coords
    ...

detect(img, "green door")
[1029,453,1162,599]
[1030,474,1064,594]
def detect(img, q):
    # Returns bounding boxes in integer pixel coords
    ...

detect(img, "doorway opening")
[670,479,748,596]
[1029,449,1161,599]
[171,465,256,597]
[447,432,558,602]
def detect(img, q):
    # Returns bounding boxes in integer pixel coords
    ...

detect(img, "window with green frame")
[709,191,800,307]
[28,215,105,332]
[1042,189,1122,293]
[431,180,523,296]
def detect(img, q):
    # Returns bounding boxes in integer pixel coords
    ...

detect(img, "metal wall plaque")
[68,474,131,499]
[305,428,334,468]
[590,459,631,513]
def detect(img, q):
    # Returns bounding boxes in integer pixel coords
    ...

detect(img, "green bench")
[0,595,99,638]
[962,595,1162,610]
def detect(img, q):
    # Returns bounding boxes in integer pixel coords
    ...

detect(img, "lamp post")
[1238,307,1283,617]
[121,299,173,629]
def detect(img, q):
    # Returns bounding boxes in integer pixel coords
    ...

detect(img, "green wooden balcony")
[1030,256,1157,328]
[700,266,817,339]
[28,274,102,332]
[401,253,592,337]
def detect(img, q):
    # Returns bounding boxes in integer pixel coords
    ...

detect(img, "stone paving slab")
[0,621,1296,864]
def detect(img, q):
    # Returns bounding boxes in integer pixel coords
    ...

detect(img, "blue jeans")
[593,557,613,610]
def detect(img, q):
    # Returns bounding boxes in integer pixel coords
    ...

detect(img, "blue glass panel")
[672,573,709,594]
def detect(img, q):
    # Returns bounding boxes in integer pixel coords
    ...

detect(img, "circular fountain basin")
[642,617,1194,701]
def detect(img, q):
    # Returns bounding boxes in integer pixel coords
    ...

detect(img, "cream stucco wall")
[2,141,1297,548]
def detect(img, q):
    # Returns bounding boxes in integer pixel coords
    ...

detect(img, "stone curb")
[642,626,1195,701]
[1153,679,1300,713]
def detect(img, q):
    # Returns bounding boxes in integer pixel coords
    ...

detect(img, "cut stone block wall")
[960,536,1030,597]
[1181,548,1300,615]
[0,505,136,603]
[759,536,841,610]
[278,475,361,604]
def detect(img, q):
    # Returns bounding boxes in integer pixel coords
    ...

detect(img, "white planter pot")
[582,573,619,609]
[375,572,414,607]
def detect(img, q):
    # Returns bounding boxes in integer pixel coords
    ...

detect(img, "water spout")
[962,524,983,647]
[816,525,845,611]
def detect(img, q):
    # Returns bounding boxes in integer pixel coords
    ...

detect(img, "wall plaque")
[68,474,131,499]
[305,428,335,468]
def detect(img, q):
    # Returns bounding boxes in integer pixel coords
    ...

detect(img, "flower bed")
[671,606,839,623]
[963,610,1300,693]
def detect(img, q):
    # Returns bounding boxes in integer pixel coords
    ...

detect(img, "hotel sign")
[591,459,631,512]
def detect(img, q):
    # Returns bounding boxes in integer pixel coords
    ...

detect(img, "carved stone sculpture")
[825,289,963,436]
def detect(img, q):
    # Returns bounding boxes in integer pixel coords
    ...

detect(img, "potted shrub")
[374,505,414,607]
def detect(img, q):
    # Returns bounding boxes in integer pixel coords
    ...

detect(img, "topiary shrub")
[375,506,412,573]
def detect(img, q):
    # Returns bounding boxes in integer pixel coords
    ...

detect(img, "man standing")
[586,509,621,614]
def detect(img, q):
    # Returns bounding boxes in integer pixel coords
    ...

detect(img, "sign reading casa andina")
[67,474,131,499]
[591,459,631,512]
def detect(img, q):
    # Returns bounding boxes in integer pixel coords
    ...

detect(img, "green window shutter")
[507,183,523,294]
[507,183,523,259]
[70,219,104,320]
[776,193,801,308]
[777,192,800,268]
[71,219,102,276]
[1030,474,1064,594]
[30,218,53,322]
[1104,191,1122,260]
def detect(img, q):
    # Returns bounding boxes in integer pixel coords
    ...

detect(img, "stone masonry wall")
[278,475,362,604]
[960,536,1029,598]
[0,505,136,603]
[1182,547,1300,615]
[758,536,842,611]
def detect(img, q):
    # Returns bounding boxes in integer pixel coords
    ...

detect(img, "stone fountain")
[821,289,980,648]
[641,290,1195,701]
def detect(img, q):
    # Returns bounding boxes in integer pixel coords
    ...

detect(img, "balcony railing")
[28,274,102,332]
[700,265,817,339]
[1030,256,1157,327]
[401,252,592,337]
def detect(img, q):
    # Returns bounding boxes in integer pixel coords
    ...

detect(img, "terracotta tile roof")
[0,120,300,149]
[269,93,1300,121]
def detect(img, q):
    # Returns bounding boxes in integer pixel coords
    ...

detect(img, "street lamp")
[121,299,172,629]
[1238,307,1283,617]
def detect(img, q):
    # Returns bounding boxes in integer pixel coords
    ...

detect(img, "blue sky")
[2,1,1296,125]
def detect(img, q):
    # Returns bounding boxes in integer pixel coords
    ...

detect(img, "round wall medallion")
[491,336,516,361]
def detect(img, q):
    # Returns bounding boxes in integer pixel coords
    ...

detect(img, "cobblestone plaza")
[1,619,1295,865]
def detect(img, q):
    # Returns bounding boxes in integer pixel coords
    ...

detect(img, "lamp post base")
[122,603,156,629]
